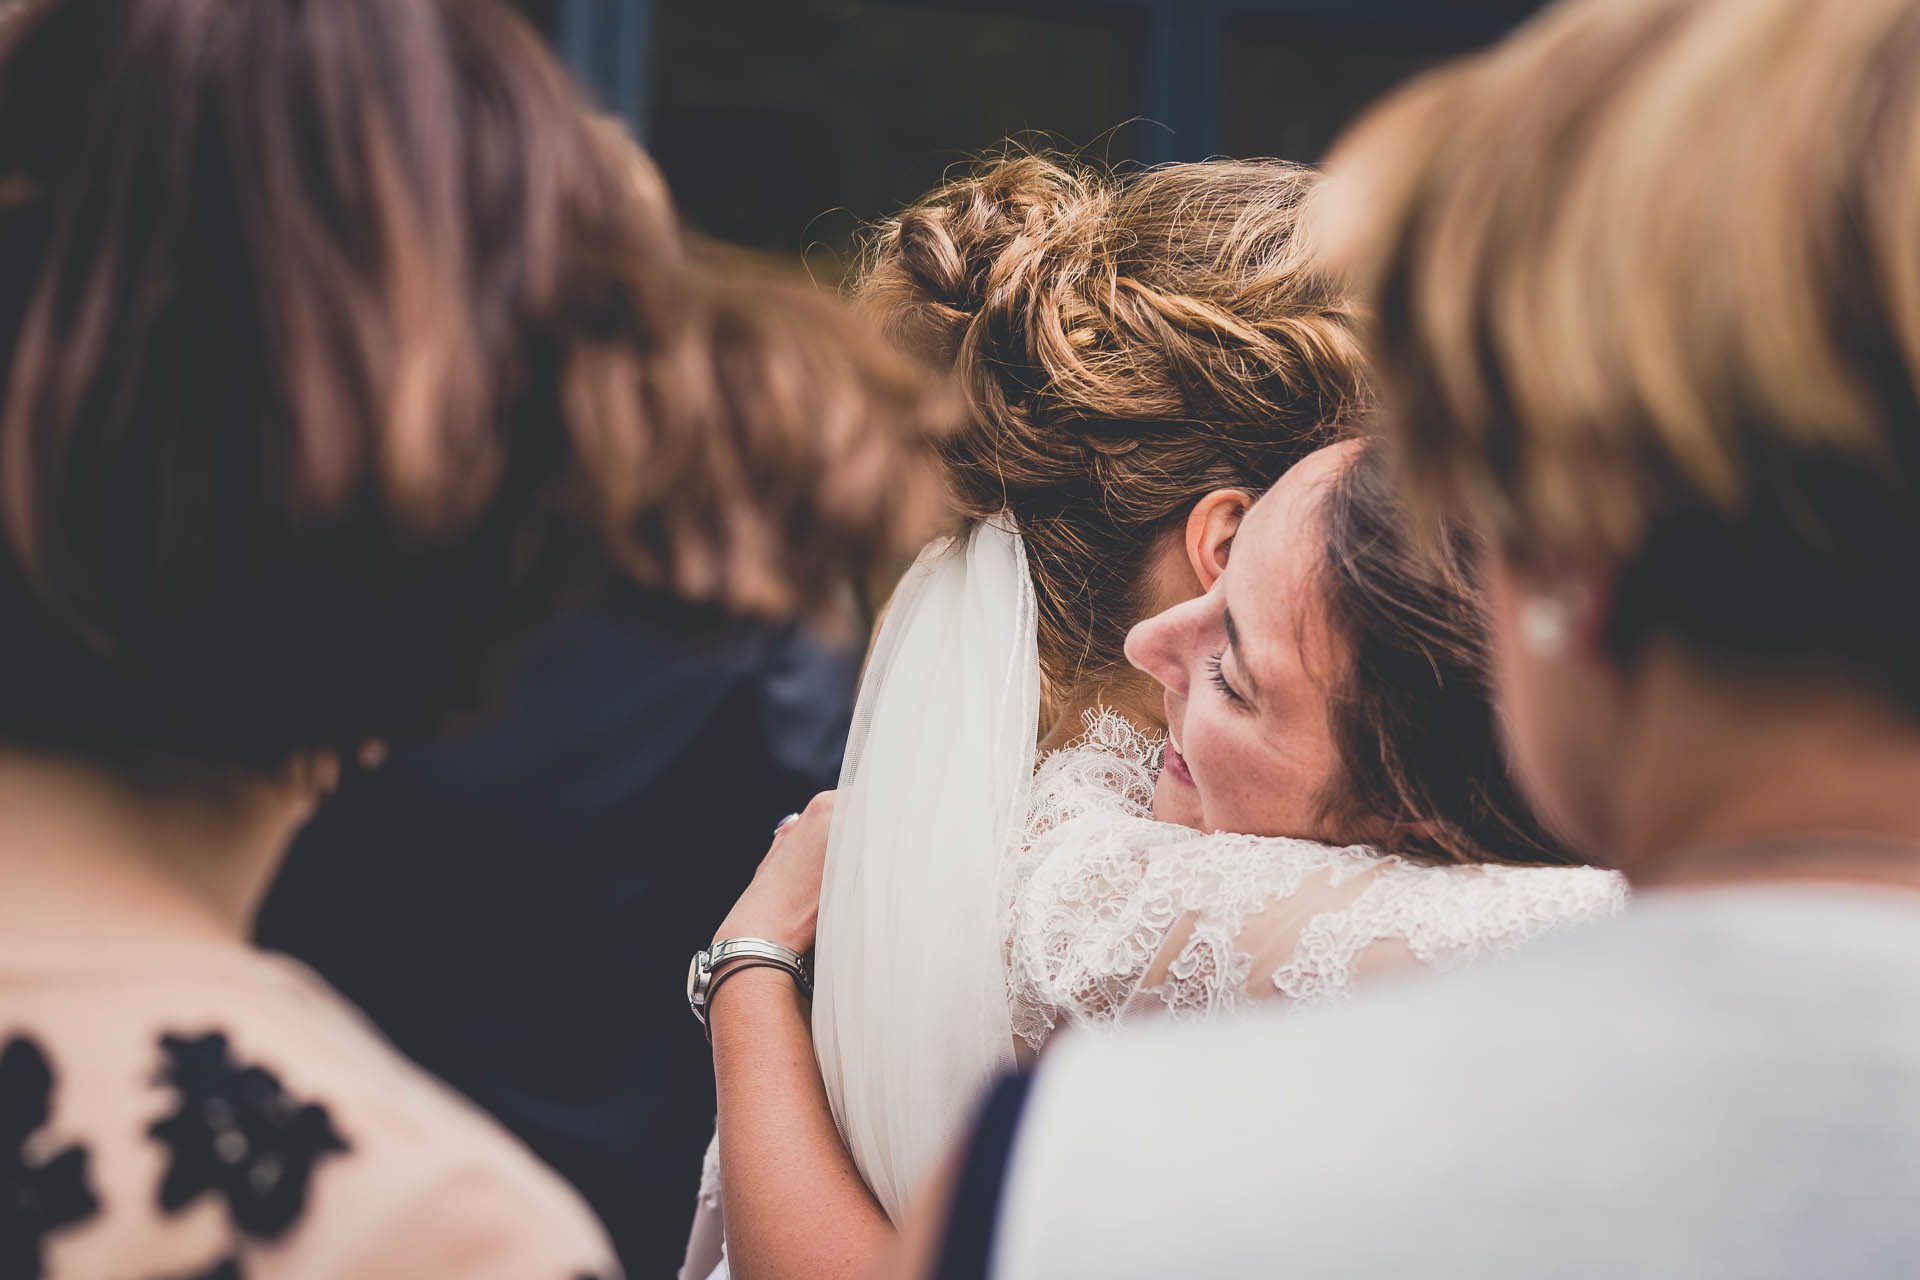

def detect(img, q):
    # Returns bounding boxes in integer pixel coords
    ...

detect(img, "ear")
[1486,550,1616,667]
[1183,489,1252,592]
[1567,563,1617,662]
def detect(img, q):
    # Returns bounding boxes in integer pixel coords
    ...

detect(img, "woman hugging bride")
[684,154,1624,1280]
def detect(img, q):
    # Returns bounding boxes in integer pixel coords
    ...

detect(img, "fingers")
[765,791,837,857]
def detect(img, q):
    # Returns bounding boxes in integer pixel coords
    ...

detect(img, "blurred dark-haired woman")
[0,0,952,1276]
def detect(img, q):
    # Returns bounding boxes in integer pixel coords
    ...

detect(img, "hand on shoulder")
[714,791,836,954]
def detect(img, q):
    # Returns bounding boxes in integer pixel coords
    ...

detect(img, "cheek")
[1183,707,1291,832]
[1151,769,1205,827]
[1182,689,1342,838]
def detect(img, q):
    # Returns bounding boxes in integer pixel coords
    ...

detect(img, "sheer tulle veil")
[811,516,1041,1219]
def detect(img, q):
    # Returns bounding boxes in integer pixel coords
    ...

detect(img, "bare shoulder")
[0,948,618,1279]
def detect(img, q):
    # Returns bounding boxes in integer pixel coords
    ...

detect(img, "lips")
[1163,731,1195,788]
[1161,691,1195,788]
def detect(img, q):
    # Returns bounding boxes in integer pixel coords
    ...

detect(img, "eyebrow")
[1222,605,1260,700]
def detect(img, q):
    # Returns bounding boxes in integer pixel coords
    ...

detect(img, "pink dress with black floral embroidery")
[0,940,616,1280]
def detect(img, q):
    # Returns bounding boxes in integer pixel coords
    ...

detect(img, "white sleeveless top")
[983,889,1920,1279]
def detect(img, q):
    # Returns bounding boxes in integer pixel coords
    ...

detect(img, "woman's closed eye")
[1206,651,1248,708]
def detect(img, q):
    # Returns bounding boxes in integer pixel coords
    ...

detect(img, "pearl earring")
[1519,586,1587,658]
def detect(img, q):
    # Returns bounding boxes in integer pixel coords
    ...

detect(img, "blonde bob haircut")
[1316,0,1920,706]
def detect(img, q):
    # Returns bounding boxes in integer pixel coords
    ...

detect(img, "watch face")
[687,952,704,1003]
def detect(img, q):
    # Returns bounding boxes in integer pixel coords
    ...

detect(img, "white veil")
[811,516,1041,1220]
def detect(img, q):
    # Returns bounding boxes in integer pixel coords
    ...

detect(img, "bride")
[682,158,1624,1280]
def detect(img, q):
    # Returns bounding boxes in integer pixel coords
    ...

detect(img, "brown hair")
[0,0,952,768]
[1315,440,1572,865]
[637,254,956,621]
[1316,0,1920,709]
[858,153,1366,714]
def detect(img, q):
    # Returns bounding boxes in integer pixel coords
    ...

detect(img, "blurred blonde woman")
[892,1,1920,1275]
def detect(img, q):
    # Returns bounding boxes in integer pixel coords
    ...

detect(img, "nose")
[1125,592,1208,698]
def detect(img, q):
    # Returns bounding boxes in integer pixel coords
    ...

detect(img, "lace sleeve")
[1004,713,1627,1051]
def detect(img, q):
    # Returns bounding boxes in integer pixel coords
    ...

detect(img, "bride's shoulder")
[1026,708,1163,826]
[1373,849,1627,902]
[1433,856,1630,920]
[1039,707,1164,774]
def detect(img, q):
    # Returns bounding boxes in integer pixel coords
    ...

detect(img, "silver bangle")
[705,960,805,1029]
[687,937,812,1039]
[708,937,810,977]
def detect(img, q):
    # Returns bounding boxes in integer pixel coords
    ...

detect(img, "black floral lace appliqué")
[148,1032,348,1241]
[1,1034,99,1280]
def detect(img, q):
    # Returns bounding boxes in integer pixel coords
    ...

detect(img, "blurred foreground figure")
[903,1,1920,1275]
[261,594,858,1277]
[0,0,949,1277]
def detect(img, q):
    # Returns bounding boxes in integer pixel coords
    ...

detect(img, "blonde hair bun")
[856,151,1366,703]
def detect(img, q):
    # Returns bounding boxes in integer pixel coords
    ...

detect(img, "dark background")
[521,0,1548,274]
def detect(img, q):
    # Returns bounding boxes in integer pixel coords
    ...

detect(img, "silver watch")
[687,938,812,1035]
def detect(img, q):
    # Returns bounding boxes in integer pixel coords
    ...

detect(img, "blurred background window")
[647,1,1148,271]
[1221,5,1535,160]
[521,0,1546,269]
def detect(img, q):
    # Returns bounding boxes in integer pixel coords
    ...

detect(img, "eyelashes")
[1206,651,1246,708]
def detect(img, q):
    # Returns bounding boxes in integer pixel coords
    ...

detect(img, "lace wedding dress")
[681,710,1625,1279]
[1005,712,1625,1044]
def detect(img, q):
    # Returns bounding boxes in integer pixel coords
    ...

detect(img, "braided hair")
[856,152,1367,713]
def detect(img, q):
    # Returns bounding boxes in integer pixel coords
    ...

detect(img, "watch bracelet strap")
[702,958,810,1041]
[707,937,810,977]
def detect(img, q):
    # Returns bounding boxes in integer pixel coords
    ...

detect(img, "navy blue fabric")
[936,1072,1034,1280]
[257,589,857,1277]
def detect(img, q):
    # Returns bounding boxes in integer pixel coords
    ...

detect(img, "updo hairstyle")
[857,153,1366,711]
